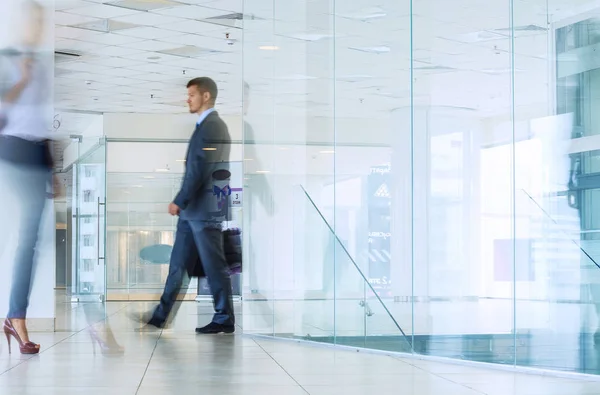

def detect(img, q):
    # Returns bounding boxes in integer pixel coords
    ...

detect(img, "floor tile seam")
[252,338,311,394]
[396,358,488,394]
[135,328,164,395]
[0,304,129,377]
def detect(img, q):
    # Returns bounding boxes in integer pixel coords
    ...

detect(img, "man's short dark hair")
[187,77,218,103]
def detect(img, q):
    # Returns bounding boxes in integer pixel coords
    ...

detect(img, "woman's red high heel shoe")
[3,319,40,355]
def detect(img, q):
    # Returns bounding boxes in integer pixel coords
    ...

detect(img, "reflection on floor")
[0,299,599,394]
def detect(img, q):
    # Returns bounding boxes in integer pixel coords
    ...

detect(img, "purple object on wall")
[493,238,535,281]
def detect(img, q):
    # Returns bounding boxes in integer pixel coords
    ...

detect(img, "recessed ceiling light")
[142,176,155,179]
[256,170,271,174]
[320,150,335,154]
[202,148,217,151]
[132,185,143,188]
[155,168,170,172]
[259,45,279,50]
[175,159,186,162]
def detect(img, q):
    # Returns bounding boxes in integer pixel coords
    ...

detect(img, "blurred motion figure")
[0,0,58,354]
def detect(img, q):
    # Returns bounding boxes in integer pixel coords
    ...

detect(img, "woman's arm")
[1,58,31,104]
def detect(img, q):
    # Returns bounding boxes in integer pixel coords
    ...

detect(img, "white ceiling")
[54,0,245,114]
[49,0,596,120]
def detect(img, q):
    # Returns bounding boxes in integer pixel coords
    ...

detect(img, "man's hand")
[168,202,180,216]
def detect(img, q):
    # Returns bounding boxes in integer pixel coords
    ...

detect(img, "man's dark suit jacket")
[173,110,231,279]
[174,110,231,222]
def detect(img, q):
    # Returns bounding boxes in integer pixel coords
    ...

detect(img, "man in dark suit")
[146,77,235,334]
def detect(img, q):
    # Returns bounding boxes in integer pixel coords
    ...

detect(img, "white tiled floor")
[0,299,599,395]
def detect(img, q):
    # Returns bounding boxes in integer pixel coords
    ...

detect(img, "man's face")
[187,86,208,114]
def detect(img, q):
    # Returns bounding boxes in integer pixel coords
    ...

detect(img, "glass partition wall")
[103,140,243,301]
[104,141,192,301]
[70,140,107,302]
[240,0,600,376]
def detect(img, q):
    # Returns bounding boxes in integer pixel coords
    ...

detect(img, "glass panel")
[294,186,412,351]
[411,0,515,364]
[105,141,186,301]
[71,141,106,302]
[514,0,600,376]
[104,141,244,301]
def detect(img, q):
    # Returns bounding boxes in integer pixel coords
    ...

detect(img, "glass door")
[71,140,107,302]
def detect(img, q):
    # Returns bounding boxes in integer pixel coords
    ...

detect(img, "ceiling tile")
[127,63,185,74]
[157,34,231,52]
[112,13,186,26]
[55,11,100,26]
[100,68,149,77]
[72,19,141,33]
[116,26,183,40]
[83,32,147,45]
[123,51,189,63]
[55,38,108,53]
[93,45,144,57]
[100,76,150,85]
[120,40,183,52]
[106,0,186,11]
[139,73,183,82]
[59,71,108,82]
[63,4,141,19]
[55,26,103,40]
[109,85,148,94]
[58,61,113,74]
[93,57,146,68]
[153,4,229,19]
[159,20,224,34]
[202,0,243,13]
[55,0,93,11]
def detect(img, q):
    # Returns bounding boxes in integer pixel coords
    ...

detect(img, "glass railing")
[285,185,600,374]
[513,188,600,373]
[288,185,412,353]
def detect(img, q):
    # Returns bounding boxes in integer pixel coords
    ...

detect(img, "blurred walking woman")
[0,0,57,354]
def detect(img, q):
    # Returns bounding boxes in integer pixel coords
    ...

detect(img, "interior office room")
[2,0,600,393]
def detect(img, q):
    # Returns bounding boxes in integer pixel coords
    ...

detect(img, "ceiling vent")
[496,24,548,33]
[73,19,139,33]
[348,46,391,54]
[106,0,185,11]
[204,13,263,29]
[412,65,458,74]
[54,50,82,63]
